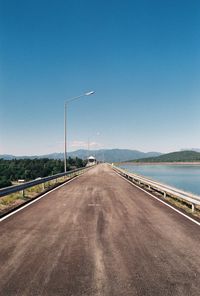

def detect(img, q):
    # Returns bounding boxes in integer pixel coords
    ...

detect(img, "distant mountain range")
[2,149,200,163]
[132,150,200,163]
[0,149,161,163]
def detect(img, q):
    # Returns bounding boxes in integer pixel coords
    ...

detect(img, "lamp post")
[64,91,95,172]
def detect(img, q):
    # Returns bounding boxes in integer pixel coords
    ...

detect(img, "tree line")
[0,157,87,189]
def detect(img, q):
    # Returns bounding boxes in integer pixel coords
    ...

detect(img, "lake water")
[119,164,200,196]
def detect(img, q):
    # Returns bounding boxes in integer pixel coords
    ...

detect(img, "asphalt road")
[0,164,200,296]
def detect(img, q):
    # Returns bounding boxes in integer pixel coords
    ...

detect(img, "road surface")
[0,164,200,296]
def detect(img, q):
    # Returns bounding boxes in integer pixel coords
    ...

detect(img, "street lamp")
[64,91,95,172]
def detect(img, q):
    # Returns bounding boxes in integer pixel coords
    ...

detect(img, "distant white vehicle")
[18,179,25,183]
[86,156,97,166]
[35,177,42,180]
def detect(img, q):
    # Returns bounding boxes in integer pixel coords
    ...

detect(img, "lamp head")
[85,91,95,96]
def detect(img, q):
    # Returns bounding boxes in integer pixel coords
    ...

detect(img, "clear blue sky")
[1,0,200,155]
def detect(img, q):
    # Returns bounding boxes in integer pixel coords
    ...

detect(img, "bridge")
[0,164,200,295]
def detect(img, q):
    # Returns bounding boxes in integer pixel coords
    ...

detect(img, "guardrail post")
[191,203,195,212]
[163,191,166,198]
[21,189,25,197]
[42,183,45,190]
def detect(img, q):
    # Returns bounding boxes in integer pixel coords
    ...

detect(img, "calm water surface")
[119,164,200,196]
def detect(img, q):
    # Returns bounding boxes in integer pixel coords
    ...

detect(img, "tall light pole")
[64,91,95,172]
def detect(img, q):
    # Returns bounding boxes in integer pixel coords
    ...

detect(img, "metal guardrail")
[0,167,89,198]
[113,165,200,212]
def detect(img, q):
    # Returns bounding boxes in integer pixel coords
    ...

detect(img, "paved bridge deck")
[0,164,200,296]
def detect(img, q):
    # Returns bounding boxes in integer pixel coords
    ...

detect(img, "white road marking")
[115,171,200,227]
[88,203,101,207]
[0,175,82,223]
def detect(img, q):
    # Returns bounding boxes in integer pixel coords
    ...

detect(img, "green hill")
[132,151,200,163]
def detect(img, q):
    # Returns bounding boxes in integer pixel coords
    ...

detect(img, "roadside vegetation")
[0,163,86,216]
[0,176,67,215]
[0,157,86,189]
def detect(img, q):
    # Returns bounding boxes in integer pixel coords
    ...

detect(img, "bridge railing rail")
[0,167,89,198]
[113,165,200,212]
